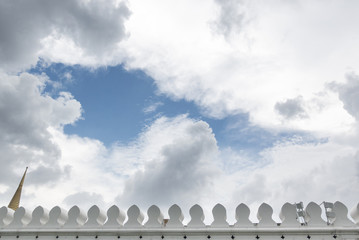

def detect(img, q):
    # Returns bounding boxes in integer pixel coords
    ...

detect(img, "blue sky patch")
[29,62,322,154]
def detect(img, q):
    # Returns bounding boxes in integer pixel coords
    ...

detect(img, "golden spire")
[8,167,28,211]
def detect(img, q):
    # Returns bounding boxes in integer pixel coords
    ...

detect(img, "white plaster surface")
[0,203,358,240]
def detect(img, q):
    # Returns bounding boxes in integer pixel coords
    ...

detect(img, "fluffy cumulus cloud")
[0,71,81,200]
[17,115,222,215]
[121,0,359,134]
[117,115,220,209]
[0,0,130,72]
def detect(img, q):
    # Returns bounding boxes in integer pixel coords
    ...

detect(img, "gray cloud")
[233,173,271,204]
[331,73,359,120]
[212,0,246,38]
[64,191,105,208]
[27,165,71,186]
[0,72,81,196]
[118,119,220,208]
[275,96,307,119]
[0,0,130,72]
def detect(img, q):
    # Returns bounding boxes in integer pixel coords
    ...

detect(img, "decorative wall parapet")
[351,203,359,225]
[0,202,358,239]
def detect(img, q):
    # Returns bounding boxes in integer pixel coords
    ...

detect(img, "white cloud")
[119,0,359,135]
[143,101,163,114]
[0,184,9,195]
[1,0,357,135]
[63,71,73,83]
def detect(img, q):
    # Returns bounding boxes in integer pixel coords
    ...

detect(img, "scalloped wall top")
[0,202,358,229]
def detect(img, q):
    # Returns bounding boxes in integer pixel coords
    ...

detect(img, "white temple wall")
[0,202,358,240]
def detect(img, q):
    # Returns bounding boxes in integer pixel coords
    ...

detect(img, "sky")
[0,0,359,223]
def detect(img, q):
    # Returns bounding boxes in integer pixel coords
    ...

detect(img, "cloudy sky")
[1,0,359,223]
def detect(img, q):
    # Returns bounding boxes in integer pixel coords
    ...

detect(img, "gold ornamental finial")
[8,167,28,211]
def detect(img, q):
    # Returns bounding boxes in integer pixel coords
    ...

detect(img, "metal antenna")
[321,201,335,225]
[294,202,307,225]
